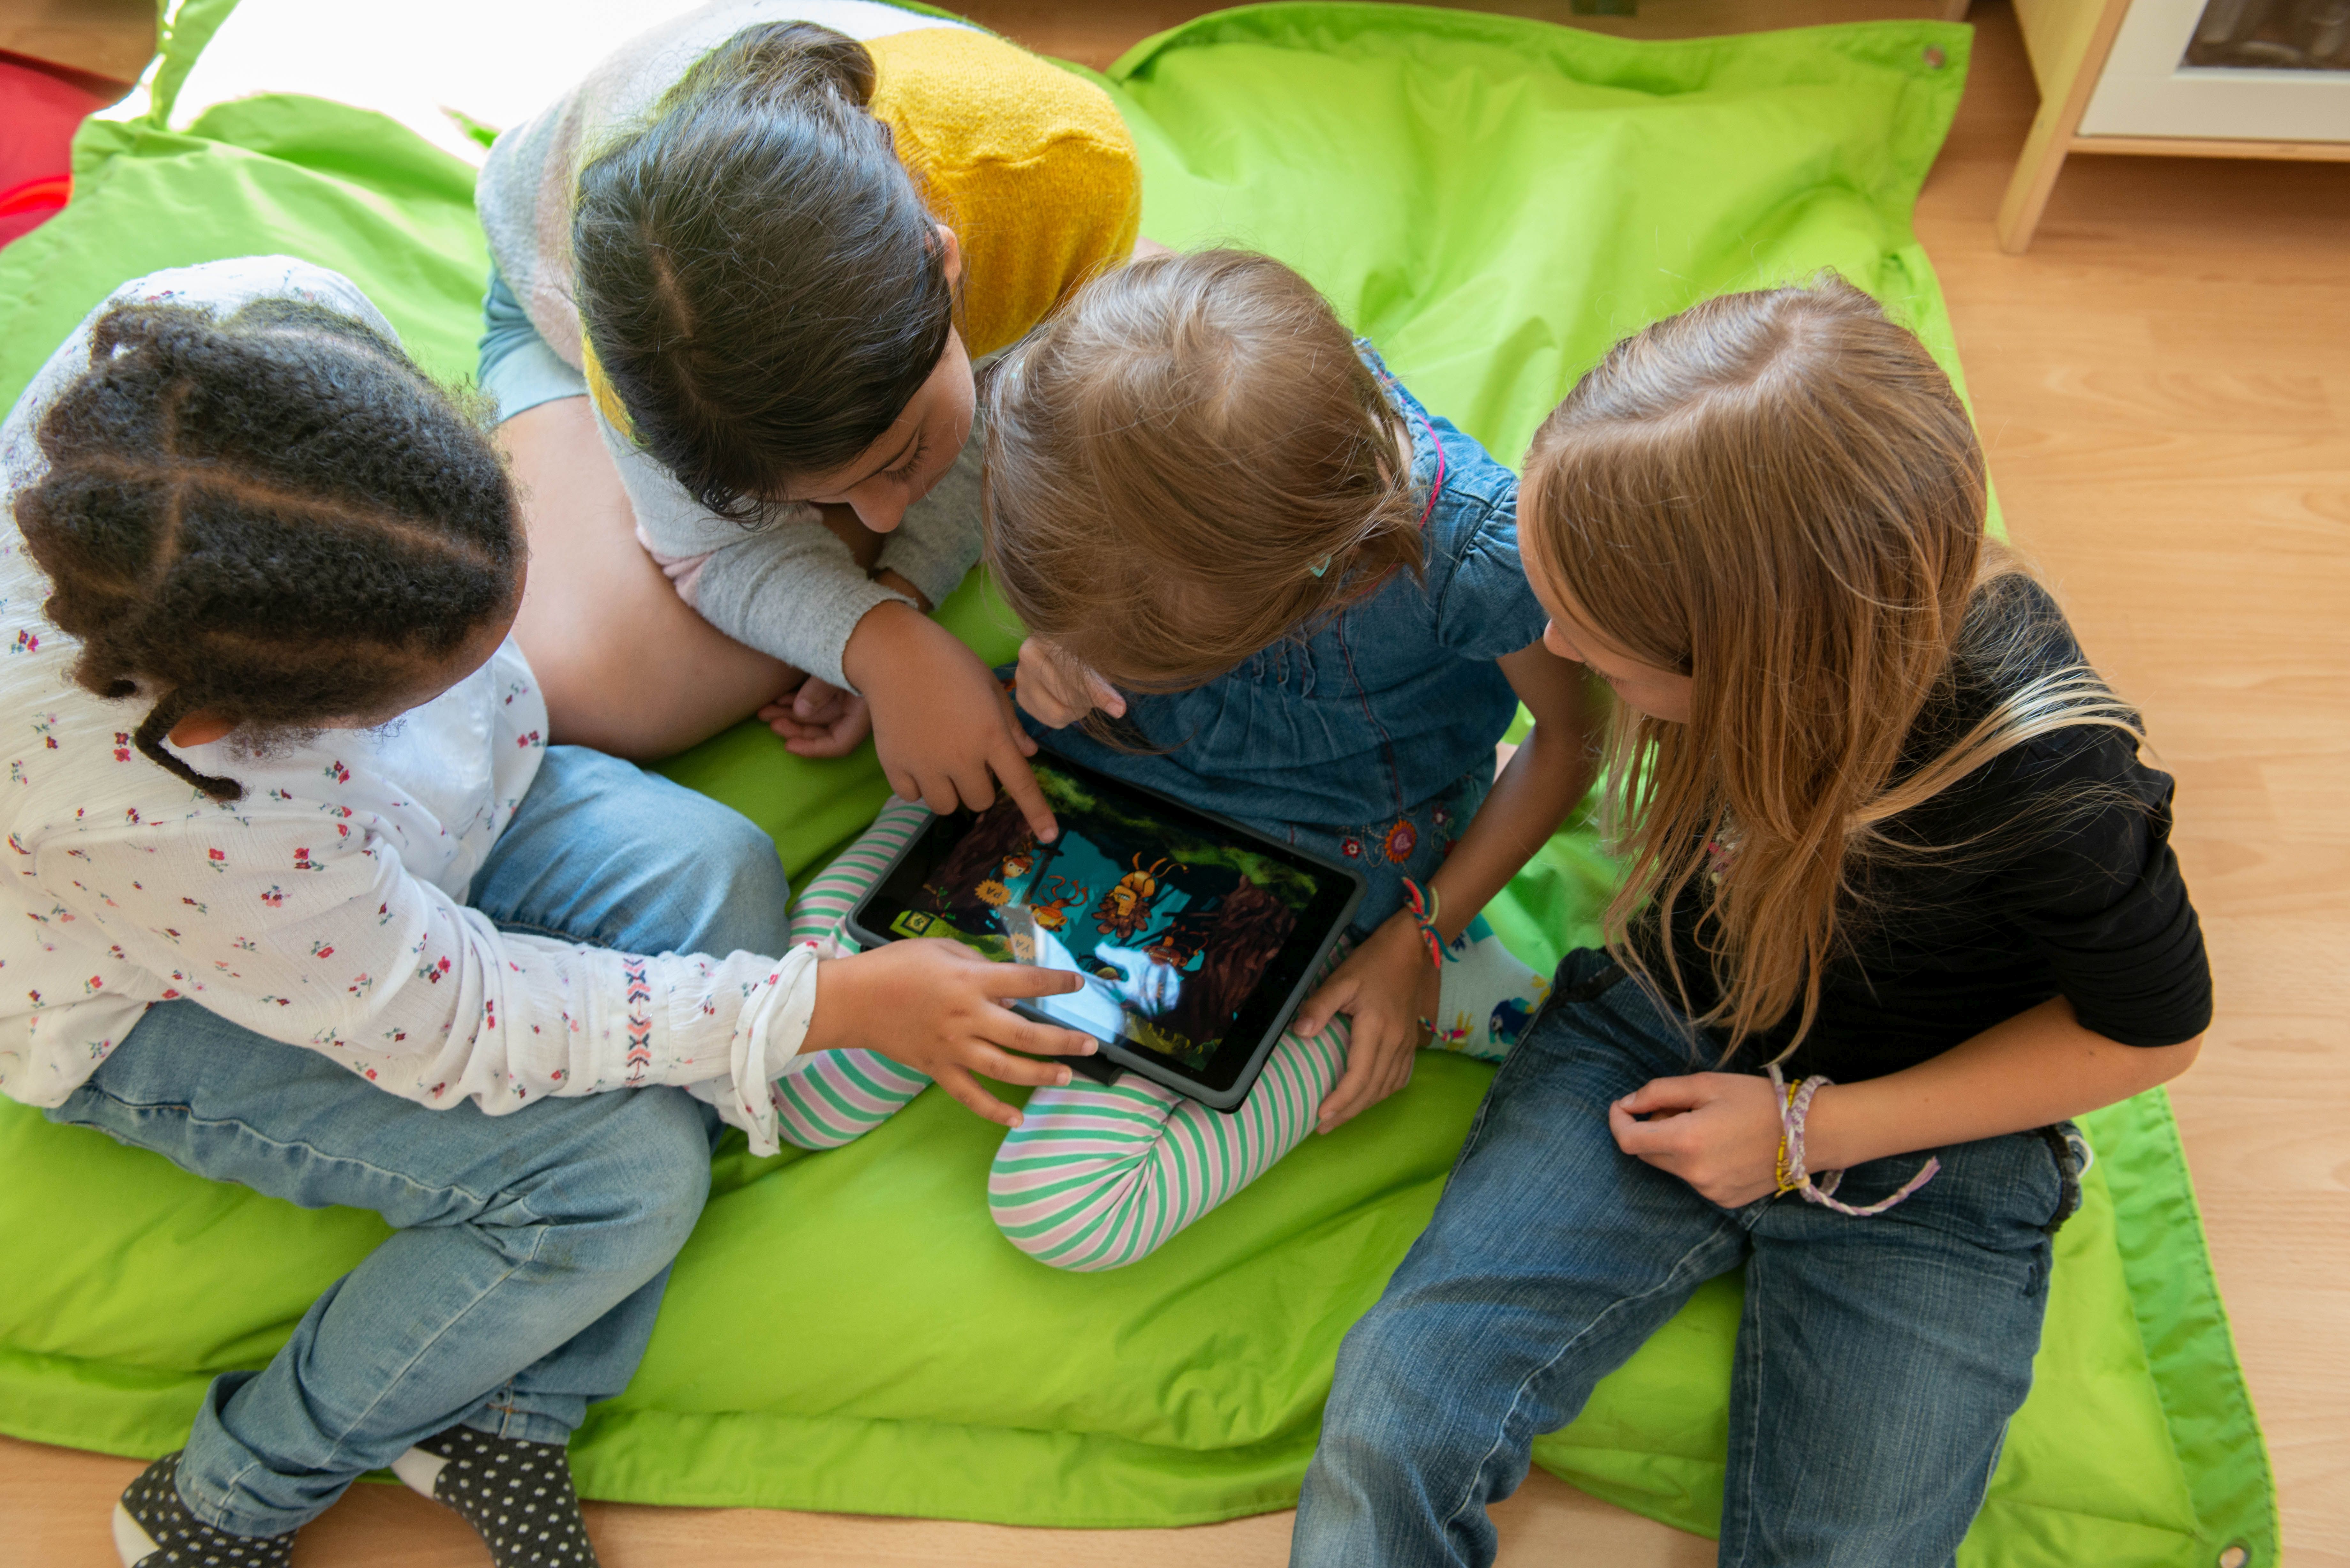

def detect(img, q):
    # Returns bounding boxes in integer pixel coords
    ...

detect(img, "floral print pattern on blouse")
[0,258,815,1138]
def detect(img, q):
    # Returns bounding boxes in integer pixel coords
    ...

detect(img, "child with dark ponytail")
[3,258,1094,1568]
[477,5,1147,840]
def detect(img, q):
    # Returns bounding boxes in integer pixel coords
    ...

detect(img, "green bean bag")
[0,3,2273,1563]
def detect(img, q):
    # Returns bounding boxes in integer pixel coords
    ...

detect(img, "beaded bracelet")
[1765,1061,1940,1217]
[1400,877,1451,968]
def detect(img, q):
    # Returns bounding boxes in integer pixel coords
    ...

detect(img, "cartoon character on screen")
[1093,941,1185,1017]
[1142,905,1218,974]
[1094,855,1183,943]
[1028,876,1091,933]
[975,841,1043,909]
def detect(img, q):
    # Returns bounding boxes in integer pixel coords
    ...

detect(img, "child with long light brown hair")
[763,249,1596,1269]
[1292,275,2212,1568]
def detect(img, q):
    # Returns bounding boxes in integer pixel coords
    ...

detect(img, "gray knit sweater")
[476,1,984,688]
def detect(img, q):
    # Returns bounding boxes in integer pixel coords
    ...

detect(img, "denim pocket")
[1549,947,1627,1005]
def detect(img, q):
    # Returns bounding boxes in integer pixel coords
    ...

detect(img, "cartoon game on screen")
[887,764,1321,1071]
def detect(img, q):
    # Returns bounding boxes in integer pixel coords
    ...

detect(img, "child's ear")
[166,711,237,748]
[936,224,963,288]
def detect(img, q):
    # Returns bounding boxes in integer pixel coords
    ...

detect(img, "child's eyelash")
[882,437,928,485]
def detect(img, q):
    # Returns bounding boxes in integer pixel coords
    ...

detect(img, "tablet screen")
[854,755,1359,1095]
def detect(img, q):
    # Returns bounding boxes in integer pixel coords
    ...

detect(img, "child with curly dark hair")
[1,257,1094,1568]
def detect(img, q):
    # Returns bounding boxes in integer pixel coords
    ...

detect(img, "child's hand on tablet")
[845,604,1059,841]
[1295,910,1442,1134]
[807,939,1098,1127]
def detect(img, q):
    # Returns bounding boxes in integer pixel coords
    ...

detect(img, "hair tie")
[1766,1062,1939,1216]
[1400,877,1450,968]
[1306,555,1332,579]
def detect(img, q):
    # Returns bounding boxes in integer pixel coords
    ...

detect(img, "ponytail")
[572,20,955,524]
[16,297,520,803]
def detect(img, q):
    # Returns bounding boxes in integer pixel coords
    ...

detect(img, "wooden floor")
[5,1,2347,1564]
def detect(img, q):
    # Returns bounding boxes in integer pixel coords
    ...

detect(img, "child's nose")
[849,484,910,534]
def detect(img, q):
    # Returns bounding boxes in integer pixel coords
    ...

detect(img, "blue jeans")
[1292,951,2074,1568]
[46,747,792,1537]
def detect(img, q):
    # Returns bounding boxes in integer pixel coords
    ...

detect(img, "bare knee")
[528,635,749,760]
[499,403,792,757]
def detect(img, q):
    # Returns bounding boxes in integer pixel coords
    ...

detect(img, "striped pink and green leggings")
[776,802,1527,1272]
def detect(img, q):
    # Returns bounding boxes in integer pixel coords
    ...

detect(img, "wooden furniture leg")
[1997,0,2135,251]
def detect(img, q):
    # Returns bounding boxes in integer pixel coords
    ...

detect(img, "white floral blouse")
[0,258,815,1153]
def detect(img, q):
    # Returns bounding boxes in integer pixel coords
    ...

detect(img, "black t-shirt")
[1633,575,2212,1084]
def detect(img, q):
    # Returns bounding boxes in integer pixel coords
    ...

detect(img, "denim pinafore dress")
[1018,349,1552,939]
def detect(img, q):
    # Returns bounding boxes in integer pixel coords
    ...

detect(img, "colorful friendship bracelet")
[1764,1061,1940,1217]
[1399,877,1451,968]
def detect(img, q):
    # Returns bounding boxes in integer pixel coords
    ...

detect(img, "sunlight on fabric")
[101,0,968,163]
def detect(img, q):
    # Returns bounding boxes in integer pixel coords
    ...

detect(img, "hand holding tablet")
[847,752,1366,1110]
[805,939,1098,1128]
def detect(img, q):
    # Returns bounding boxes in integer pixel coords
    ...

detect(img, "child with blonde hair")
[773,249,1596,1269]
[1292,276,2211,1567]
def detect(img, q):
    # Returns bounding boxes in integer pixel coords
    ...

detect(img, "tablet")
[844,751,1366,1111]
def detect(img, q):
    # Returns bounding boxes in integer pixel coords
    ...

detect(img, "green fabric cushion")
[0,4,2272,1562]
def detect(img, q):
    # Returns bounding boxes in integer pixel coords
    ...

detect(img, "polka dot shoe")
[112,1451,295,1568]
[391,1425,600,1567]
